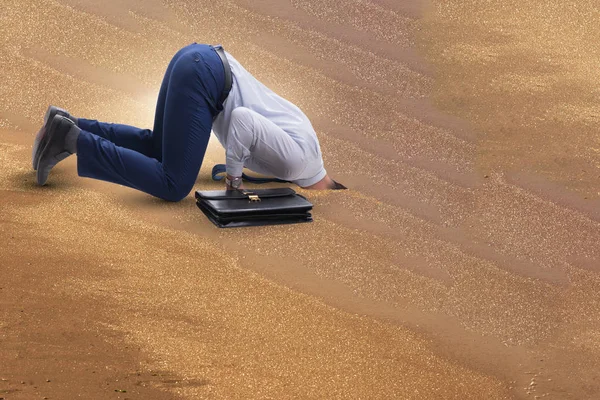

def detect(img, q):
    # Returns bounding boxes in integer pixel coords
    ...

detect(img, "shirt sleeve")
[225,107,255,177]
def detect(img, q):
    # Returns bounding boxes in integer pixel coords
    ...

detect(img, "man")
[32,43,344,201]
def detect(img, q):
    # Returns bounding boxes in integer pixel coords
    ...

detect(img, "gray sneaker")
[32,106,72,170]
[36,115,80,186]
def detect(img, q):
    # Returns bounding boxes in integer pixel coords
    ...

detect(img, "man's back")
[212,51,325,186]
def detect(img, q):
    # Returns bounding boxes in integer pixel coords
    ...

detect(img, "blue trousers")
[76,43,226,202]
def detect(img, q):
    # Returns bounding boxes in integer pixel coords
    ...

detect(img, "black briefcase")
[195,188,313,228]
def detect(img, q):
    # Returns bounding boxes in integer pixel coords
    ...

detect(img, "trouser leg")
[75,44,194,161]
[76,44,225,201]
[76,119,157,159]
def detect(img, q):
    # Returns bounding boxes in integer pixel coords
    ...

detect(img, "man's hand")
[225,174,244,190]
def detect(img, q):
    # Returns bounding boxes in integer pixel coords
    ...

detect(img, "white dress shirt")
[211,51,327,187]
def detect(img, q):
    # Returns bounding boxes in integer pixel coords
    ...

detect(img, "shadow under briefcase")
[195,188,313,228]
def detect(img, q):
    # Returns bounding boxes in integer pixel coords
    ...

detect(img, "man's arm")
[224,108,256,190]
[224,133,250,190]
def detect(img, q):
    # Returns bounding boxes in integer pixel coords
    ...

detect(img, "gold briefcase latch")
[247,194,261,202]
[237,189,261,202]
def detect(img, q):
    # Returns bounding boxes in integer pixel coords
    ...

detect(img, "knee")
[162,188,190,203]
[162,179,194,202]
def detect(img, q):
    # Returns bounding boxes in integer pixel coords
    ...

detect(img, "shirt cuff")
[225,158,244,178]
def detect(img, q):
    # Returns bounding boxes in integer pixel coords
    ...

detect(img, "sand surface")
[1,0,599,399]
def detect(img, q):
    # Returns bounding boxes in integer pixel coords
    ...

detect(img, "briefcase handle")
[211,164,291,184]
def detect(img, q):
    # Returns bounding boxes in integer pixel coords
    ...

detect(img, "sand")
[1,0,599,399]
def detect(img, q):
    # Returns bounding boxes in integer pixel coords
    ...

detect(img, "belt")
[212,44,233,105]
